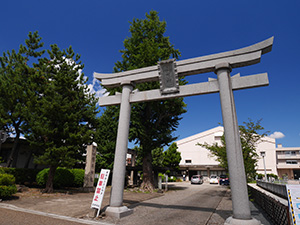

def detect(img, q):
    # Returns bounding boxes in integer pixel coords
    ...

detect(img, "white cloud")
[269,131,285,139]
[87,77,108,99]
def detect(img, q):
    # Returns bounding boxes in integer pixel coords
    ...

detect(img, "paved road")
[0,182,270,225]
[105,182,228,225]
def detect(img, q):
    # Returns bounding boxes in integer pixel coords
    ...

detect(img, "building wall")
[255,137,277,175]
[276,146,300,179]
[177,126,223,166]
[176,126,278,179]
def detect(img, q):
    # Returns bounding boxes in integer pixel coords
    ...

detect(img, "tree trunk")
[6,130,20,167]
[44,165,57,193]
[141,150,155,192]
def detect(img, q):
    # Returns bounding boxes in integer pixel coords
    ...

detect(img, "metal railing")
[248,185,290,225]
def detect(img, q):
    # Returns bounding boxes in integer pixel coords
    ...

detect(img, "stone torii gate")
[94,37,273,224]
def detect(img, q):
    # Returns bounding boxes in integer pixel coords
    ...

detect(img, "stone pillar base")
[105,206,133,219]
[224,216,261,225]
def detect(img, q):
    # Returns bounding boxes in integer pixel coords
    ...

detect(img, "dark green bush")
[70,169,84,187]
[267,173,278,179]
[256,173,278,180]
[36,168,74,188]
[0,173,15,185]
[3,168,41,185]
[0,185,17,198]
[0,173,17,198]
[36,168,49,186]
[256,174,264,179]
[158,173,177,182]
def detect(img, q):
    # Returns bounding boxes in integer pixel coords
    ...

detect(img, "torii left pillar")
[105,80,134,218]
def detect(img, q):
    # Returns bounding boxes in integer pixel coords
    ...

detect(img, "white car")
[209,175,219,184]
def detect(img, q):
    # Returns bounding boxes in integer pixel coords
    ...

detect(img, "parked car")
[209,175,219,184]
[219,174,230,185]
[191,175,203,184]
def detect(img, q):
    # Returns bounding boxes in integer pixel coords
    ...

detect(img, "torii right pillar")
[216,62,260,225]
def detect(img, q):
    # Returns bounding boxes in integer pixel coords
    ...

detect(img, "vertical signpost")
[95,37,273,224]
[91,169,110,217]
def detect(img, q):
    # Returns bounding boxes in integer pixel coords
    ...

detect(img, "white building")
[276,145,300,180]
[176,126,278,180]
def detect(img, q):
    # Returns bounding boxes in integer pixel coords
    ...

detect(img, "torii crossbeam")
[95,37,273,224]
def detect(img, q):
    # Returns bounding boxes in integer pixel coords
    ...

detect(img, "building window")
[285,151,296,156]
[185,159,192,164]
[214,136,221,141]
[286,160,298,164]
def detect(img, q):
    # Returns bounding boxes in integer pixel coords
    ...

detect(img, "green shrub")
[256,173,278,180]
[36,168,75,188]
[267,173,278,179]
[0,173,15,185]
[3,168,42,185]
[0,185,17,198]
[168,176,177,182]
[36,168,49,187]
[0,173,17,198]
[70,169,85,187]
[158,173,177,182]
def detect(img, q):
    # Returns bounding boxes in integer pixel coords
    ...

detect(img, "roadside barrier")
[248,184,289,225]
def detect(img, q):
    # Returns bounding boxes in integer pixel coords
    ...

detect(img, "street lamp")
[260,151,267,181]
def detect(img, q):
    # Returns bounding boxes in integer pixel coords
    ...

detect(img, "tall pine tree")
[0,31,44,167]
[26,44,98,193]
[112,11,186,191]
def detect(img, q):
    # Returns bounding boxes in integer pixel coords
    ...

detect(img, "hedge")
[2,168,42,185]
[36,168,85,188]
[70,169,85,187]
[0,173,17,198]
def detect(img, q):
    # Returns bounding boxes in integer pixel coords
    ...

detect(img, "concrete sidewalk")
[206,188,271,225]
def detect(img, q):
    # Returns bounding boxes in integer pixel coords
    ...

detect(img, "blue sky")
[1,1,299,147]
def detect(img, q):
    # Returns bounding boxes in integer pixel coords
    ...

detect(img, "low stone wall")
[256,180,287,199]
[248,184,289,225]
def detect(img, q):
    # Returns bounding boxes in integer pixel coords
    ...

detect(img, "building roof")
[176,126,224,146]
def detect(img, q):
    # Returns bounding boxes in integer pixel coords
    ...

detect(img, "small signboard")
[158,59,179,95]
[286,184,300,225]
[91,169,110,211]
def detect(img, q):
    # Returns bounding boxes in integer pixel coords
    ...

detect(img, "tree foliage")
[25,43,99,192]
[135,143,181,174]
[198,119,268,182]
[162,143,181,172]
[95,106,119,171]
[112,11,186,191]
[0,32,45,167]
[0,32,99,192]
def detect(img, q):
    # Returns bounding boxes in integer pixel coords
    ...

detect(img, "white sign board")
[91,169,110,210]
[286,184,300,225]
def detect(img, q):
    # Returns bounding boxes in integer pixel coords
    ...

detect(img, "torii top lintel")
[94,37,273,88]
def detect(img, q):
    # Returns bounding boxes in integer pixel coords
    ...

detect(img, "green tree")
[95,106,119,171]
[152,147,164,168]
[135,144,181,175]
[112,11,186,191]
[163,143,181,172]
[198,119,268,182]
[0,32,45,167]
[26,44,99,193]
